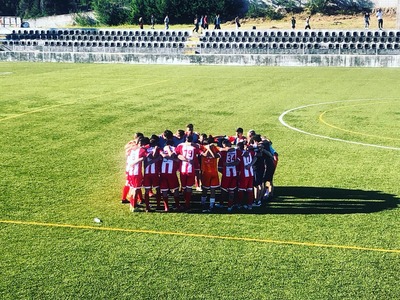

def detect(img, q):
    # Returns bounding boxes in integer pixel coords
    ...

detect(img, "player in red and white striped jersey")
[236,142,257,210]
[219,139,240,211]
[175,135,201,210]
[159,140,181,211]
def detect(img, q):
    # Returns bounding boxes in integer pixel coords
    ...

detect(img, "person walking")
[305,16,311,29]
[193,15,199,33]
[203,15,209,30]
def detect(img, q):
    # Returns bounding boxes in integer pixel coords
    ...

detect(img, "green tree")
[93,0,131,25]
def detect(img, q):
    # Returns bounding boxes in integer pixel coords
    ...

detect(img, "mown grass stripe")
[1,219,399,254]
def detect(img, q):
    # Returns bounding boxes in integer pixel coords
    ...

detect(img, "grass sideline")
[0,62,399,299]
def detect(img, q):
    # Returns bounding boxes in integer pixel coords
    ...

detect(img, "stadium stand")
[1,28,400,56]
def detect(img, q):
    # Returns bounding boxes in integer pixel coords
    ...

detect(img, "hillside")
[21,10,398,30]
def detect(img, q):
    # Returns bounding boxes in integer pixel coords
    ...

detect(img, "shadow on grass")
[176,186,399,215]
[268,186,400,214]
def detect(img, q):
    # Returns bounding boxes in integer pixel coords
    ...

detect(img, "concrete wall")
[1,51,400,67]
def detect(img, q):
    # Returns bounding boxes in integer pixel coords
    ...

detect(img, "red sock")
[131,192,138,207]
[122,185,130,200]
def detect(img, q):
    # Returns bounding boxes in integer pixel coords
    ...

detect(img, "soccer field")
[0,62,399,299]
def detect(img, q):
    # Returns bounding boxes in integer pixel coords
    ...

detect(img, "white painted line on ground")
[278,99,400,151]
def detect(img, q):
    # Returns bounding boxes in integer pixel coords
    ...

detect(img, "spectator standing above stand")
[376,8,383,30]
[214,14,221,29]
[199,15,204,32]
[139,17,144,29]
[150,15,155,29]
[235,16,241,30]
[193,15,199,33]
[364,12,370,29]
[291,16,296,29]
[305,16,311,29]
[203,15,209,30]
[164,15,169,30]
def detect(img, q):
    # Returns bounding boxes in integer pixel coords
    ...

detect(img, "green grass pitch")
[0,62,399,299]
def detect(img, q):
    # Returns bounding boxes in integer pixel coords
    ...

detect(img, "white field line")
[278,99,400,151]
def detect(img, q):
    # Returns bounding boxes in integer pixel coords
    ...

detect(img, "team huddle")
[121,124,278,213]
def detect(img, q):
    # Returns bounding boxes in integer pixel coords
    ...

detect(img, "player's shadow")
[267,186,399,214]
[187,186,399,214]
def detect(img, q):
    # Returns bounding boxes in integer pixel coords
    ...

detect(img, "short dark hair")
[139,137,150,146]
[236,127,243,134]
[222,139,231,147]
[186,135,193,143]
[163,129,173,140]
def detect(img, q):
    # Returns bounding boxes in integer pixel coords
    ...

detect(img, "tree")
[93,0,131,25]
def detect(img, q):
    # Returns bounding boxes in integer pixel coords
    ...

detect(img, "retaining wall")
[1,51,400,67]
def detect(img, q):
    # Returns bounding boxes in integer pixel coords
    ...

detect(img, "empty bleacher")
[198,29,400,55]
[2,28,190,54]
[2,28,400,56]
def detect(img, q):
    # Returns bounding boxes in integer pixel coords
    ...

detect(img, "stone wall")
[1,51,400,67]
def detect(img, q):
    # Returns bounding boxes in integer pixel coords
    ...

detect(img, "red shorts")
[201,172,220,189]
[143,173,159,189]
[180,172,195,189]
[159,173,179,192]
[128,174,143,188]
[221,176,237,191]
[238,176,253,191]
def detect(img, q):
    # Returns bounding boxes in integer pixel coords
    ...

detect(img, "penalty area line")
[1,219,399,254]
